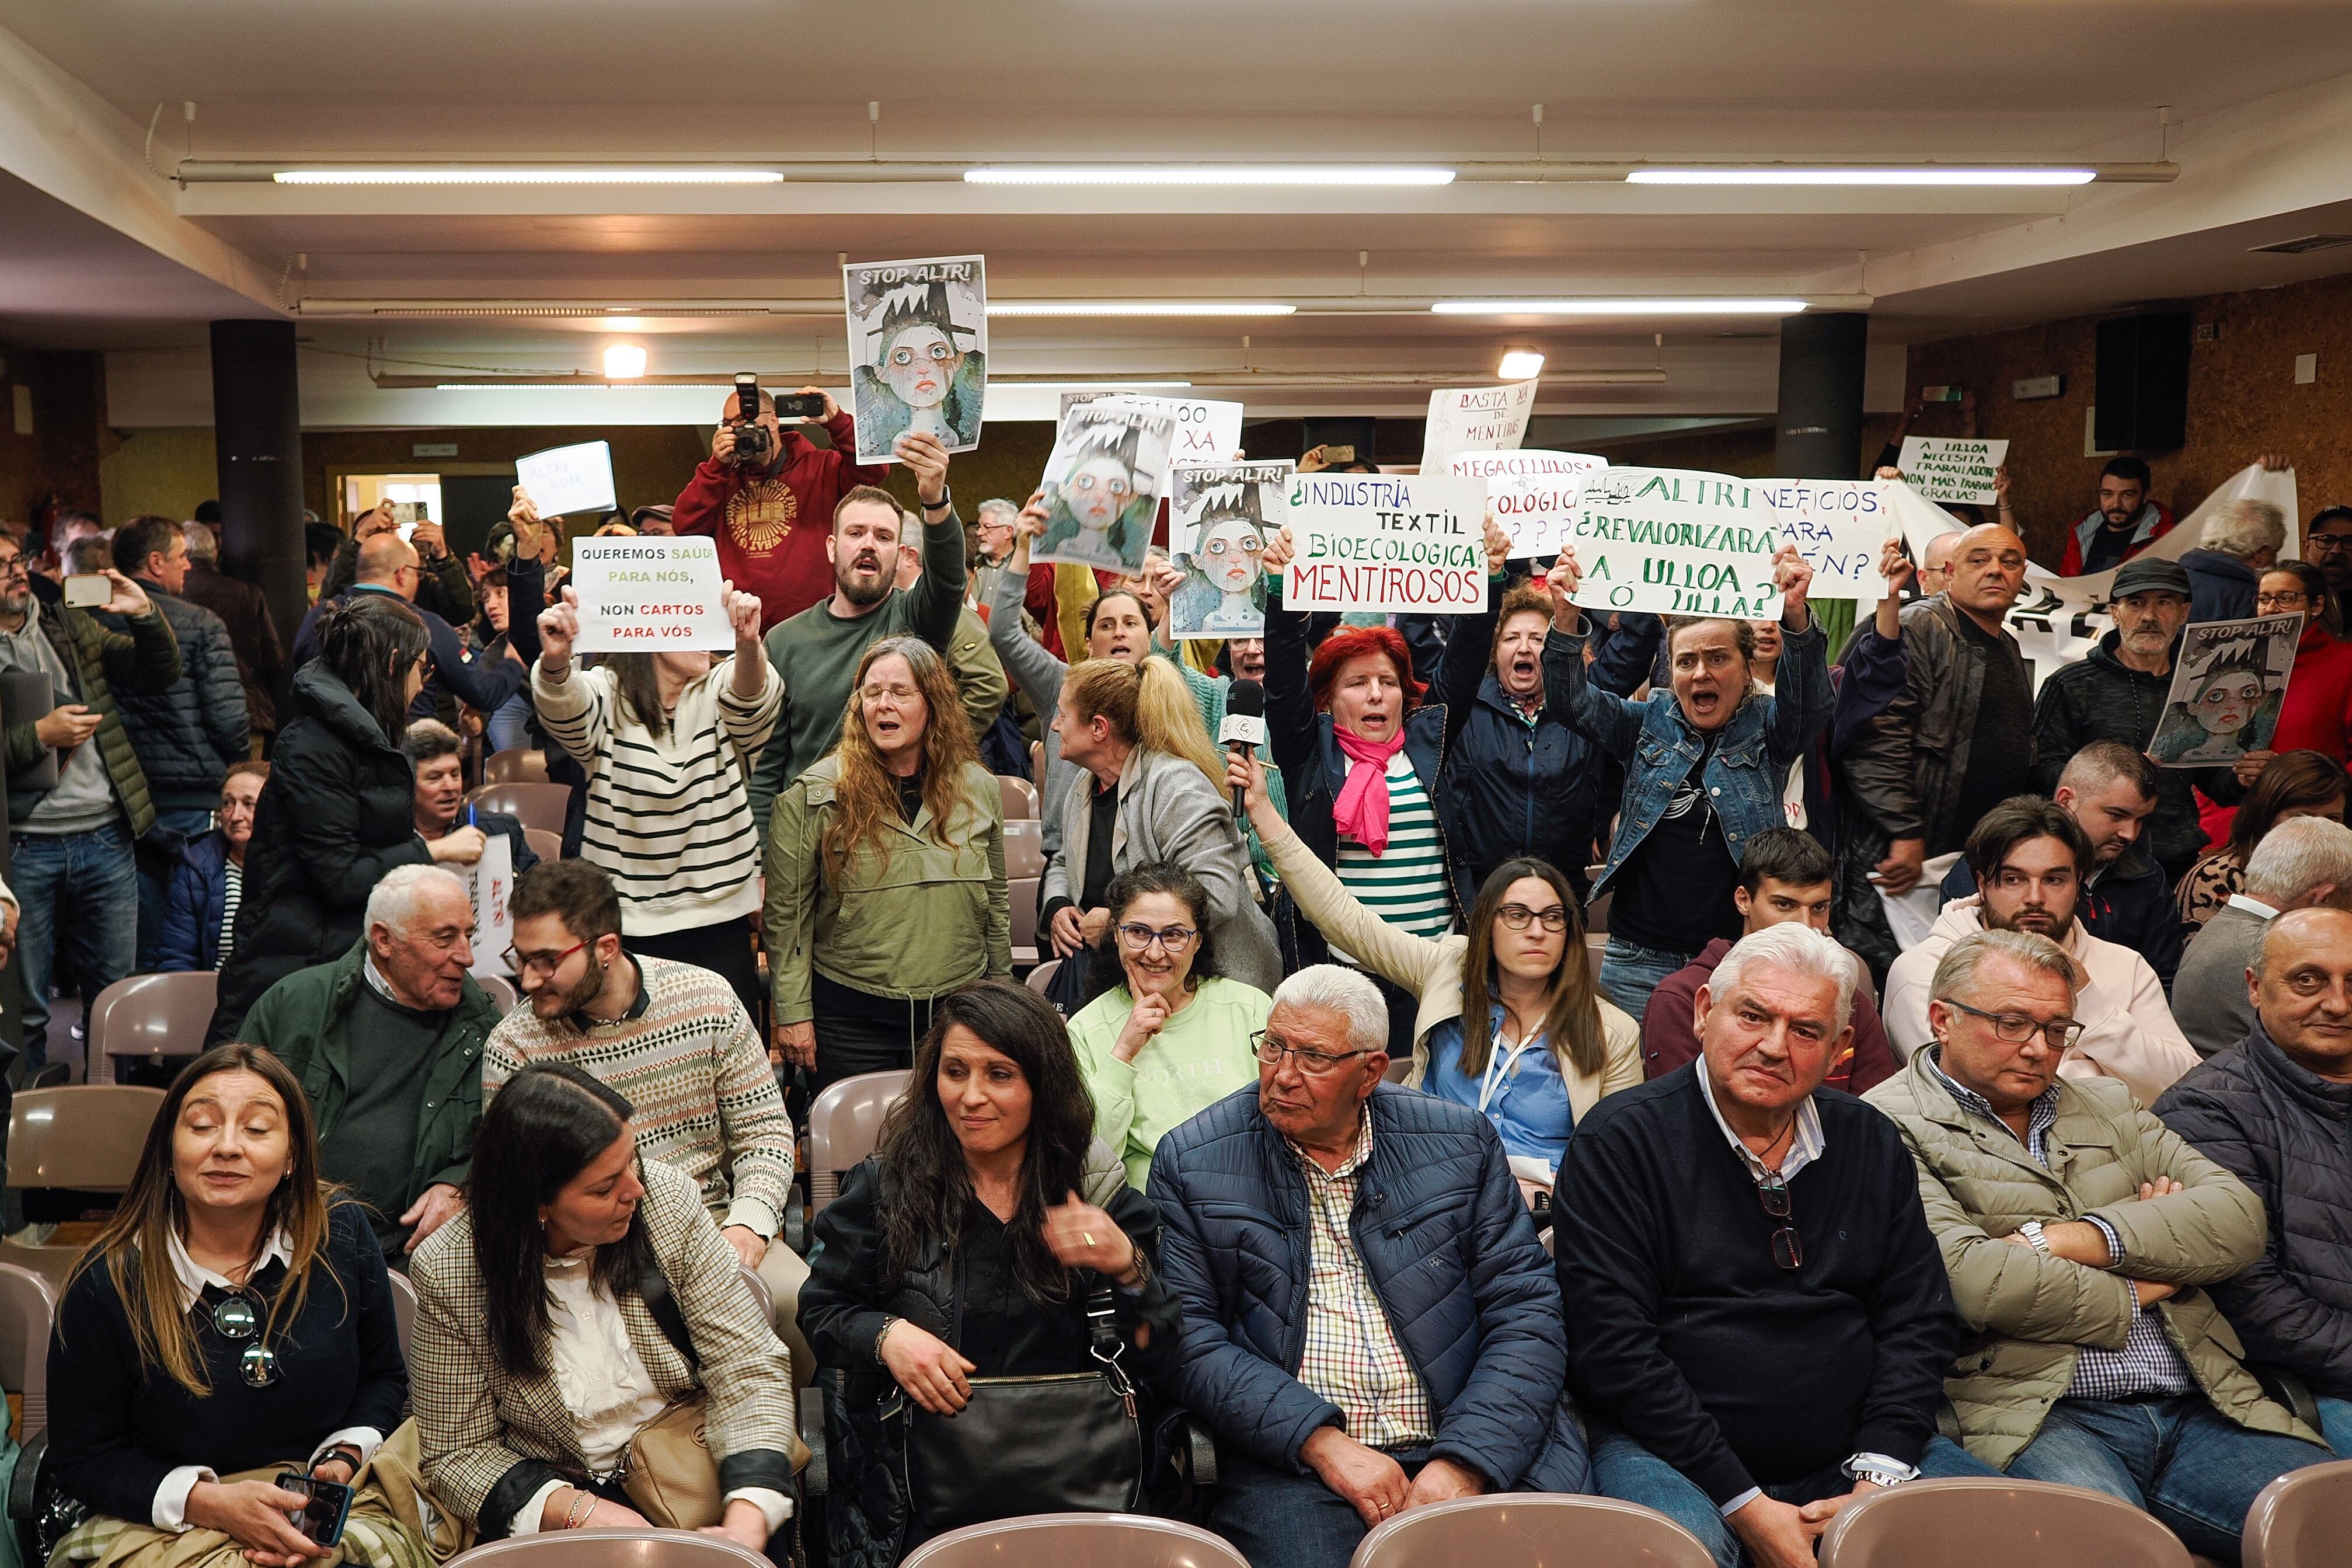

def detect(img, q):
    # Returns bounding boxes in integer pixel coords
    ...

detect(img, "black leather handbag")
[903,1283,1144,1532]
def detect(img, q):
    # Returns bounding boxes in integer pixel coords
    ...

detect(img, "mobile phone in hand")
[274,1472,353,1548]
[62,574,110,609]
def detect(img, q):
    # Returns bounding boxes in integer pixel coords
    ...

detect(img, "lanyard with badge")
[1476,1026,1543,1113]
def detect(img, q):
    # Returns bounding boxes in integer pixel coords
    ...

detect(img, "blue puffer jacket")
[157,827,232,972]
[1544,615,1832,898]
[95,584,247,813]
[1147,1082,1587,1492]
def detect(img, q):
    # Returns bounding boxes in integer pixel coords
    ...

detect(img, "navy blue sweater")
[1553,1066,1960,1504]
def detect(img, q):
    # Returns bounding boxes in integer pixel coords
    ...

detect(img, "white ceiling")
[5,1,2352,424]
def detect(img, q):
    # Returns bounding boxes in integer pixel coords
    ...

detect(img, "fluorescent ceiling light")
[1497,350,1546,379]
[1628,166,2094,187]
[274,168,784,186]
[434,382,731,391]
[988,301,1297,318]
[996,380,1194,390]
[965,166,1454,187]
[602,344,647,379]
[1434,298,1806,316]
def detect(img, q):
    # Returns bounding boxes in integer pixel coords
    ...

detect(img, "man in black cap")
[2029,555,2207,882]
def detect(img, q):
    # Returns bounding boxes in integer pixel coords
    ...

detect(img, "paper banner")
[514,440,617,517]
[1284,472,1489,615]
[1566,466,1785,621]
[1034,399,1176,573]
[1754,478,1900,600]
[569,535,734,651]
[1898,437,2010,505]
[1448,450,1607,561]
[1421,382,1538,472]
[466,830,514,980]
[844,254,988,464]
[2148,613,2300,768]
[1169,461,1292,640]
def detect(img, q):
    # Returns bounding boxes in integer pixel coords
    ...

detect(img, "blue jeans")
[1591,1428,1993,1568]
[484,694,533,755]
[2316,1395,2352,1458]
[1210,1444,1430,1568]
[1598,937,1695,1020]
[2005,1396,2333,1563]
[13,820,139,1072]
[135,807,215,973]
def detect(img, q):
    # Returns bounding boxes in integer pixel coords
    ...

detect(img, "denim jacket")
[1543,615,1832,897]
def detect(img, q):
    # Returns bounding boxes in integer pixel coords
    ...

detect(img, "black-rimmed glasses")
[1943,998,2085,1050]
[1496,904,1569,933]
[1755,1173,1803,1270]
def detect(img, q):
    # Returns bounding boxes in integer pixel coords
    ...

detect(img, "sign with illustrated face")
[1169,461,1292,640]
[844,254,988,465]
[1034,400,1177,573]
[2149,614,2299,768]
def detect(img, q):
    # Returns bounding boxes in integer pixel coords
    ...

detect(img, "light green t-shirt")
[1070,973,1273,1189]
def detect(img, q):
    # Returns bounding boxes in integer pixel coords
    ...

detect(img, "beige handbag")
[622,1396,724,1528]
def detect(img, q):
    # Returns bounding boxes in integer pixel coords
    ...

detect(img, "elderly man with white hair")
[2174,816,2352,1055]
[1557,922,1987,1568]
[241,862,503,1260]
[2180,497,2289,625]
[1149,963,1586,1568]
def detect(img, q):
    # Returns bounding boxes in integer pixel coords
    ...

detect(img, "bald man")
[1916,532,1959,597]
[290,531,525,719]
[1834,524,2034,977]
[2159,906,2352,1457]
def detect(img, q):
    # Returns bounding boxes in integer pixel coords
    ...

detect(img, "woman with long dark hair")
[211,593,452,1040]
[800,980,1182,1567]
[45,1045,419,1567]
[1069,862,1270,1187]
[766,635,1009,1092]
[1234,751,1641,1197]
[409,1062,796,1552]
[2177,748,2351,931]
[533,580,780,1018]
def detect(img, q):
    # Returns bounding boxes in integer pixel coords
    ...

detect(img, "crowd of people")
[10,407,2352,1568]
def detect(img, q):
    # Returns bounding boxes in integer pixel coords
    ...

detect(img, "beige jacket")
[1884,896,2197,1108]
[1256,810,1642,1122]
[1866,1051,2314,1469]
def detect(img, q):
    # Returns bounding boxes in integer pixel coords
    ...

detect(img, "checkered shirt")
[1929,1052,2194,1400]
[1290,1114,1435,1449]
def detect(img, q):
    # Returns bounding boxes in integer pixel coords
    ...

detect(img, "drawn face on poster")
[844,256,988,464]
[1035,409,1173,573]
[2148,614,2298,767]
[1169,481,1280,638]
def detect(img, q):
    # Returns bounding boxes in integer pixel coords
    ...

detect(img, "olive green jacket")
[1867,1050,2316,1468]
[764,754,1011,1024]
[3,598,182,838]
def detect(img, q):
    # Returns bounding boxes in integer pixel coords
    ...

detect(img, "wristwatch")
[1842,1456,1917,1489]
[2018,1220,2053,1256]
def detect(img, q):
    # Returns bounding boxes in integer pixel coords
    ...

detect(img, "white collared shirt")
[153,1228,385,1532]
[2226,892,2281,921]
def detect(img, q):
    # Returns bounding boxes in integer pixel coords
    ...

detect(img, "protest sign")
[466,830,514,981]
[569,535,734,652]
[2149,614,2299,767]
[1034,400,1176,573]
[1283,472,1487,615]
[844,254,988,465]
[1064,392,1243,473]
[1447,450,1607,561]
[1421,382,1538,471]
[1754,478,1900,599]
[1898,437,2009,505]
[514,440,617,517]
[1566,467,1784,621]
[1169,461,1292,640]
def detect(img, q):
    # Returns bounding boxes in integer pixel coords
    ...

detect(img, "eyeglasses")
[1496,903,1569,933]
[1943,998,2086,1050]
[1251,1029,1374,1076]
[503,938,587,978]
[2307,534,2352,555]
[1755,1173,1803,1270]
[0,555,25,578]
[202,1290,281,1386]
[2256,592,2310,609]
[1117,922,1197,952]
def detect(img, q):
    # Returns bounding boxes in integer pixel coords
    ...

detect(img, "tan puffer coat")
[1867,1049,2317,1469]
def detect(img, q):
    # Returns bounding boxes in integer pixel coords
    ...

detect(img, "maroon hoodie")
[670,409,887,632]
[1640,935,1899,1094]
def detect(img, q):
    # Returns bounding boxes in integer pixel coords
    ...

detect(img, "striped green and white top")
[1333,752,1454,961]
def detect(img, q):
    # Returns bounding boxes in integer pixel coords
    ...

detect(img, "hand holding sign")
[1876,537,1917,599]
[1482,512,1511,577]
[570,536,734,651]
[1262,524,1297,576]
[1546,546,1584,631]
[894,430,952,507]
[724,581,764,646]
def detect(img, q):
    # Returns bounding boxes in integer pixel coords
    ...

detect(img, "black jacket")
[176,557,286,738]
[291,586,525,721]
[2029,629,2212,881]
[2156,1022,2352,1397]
[209,661,434,1040]
[95,581,248,812]
[1939,840,2185,987]
[2180,548,2262,626]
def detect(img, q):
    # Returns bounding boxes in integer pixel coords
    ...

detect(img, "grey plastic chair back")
[1818,1477,2195,1567]
[385,1269,419,1363]
[85,973,217,1084]
[0,1262,58,1436]
[1349,1494,1714,1568]
[446,1527,774,1568]
[2243,1457,2352,1567]
[806,1069,911,1215]
[901,1513,1250,1568]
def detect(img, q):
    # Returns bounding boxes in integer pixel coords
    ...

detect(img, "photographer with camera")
[673,375,887,633]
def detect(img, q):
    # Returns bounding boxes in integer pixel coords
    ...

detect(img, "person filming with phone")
[41,1045,424,1568]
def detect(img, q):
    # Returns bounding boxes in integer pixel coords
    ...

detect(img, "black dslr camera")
[727,372,772,468]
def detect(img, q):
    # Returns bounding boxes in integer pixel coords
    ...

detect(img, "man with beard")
[2307,506,2352,629]
[2059,457,2176,577]
[745,430,967,830]
[484,857,810,1377]
[1886,795,2196,1107]
[2029,557,2208,880]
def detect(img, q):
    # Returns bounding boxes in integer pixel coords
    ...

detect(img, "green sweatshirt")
[1069,974,1272,1188]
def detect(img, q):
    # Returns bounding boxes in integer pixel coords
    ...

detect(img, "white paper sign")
[467,830,514,980]
[515,440,618,517]
[844,254,988,465]
[1447,450,1607,560]
[2149,613,2299,767]
[1421,382,1539,471]
[1754,478,1900,599]
[1567,466,1785,621]
[1065,392,1243,473]
[569,535,734,651]
[1283,472,1489,614]
[1034,400,1177,573]
[1897,437,2009,505]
